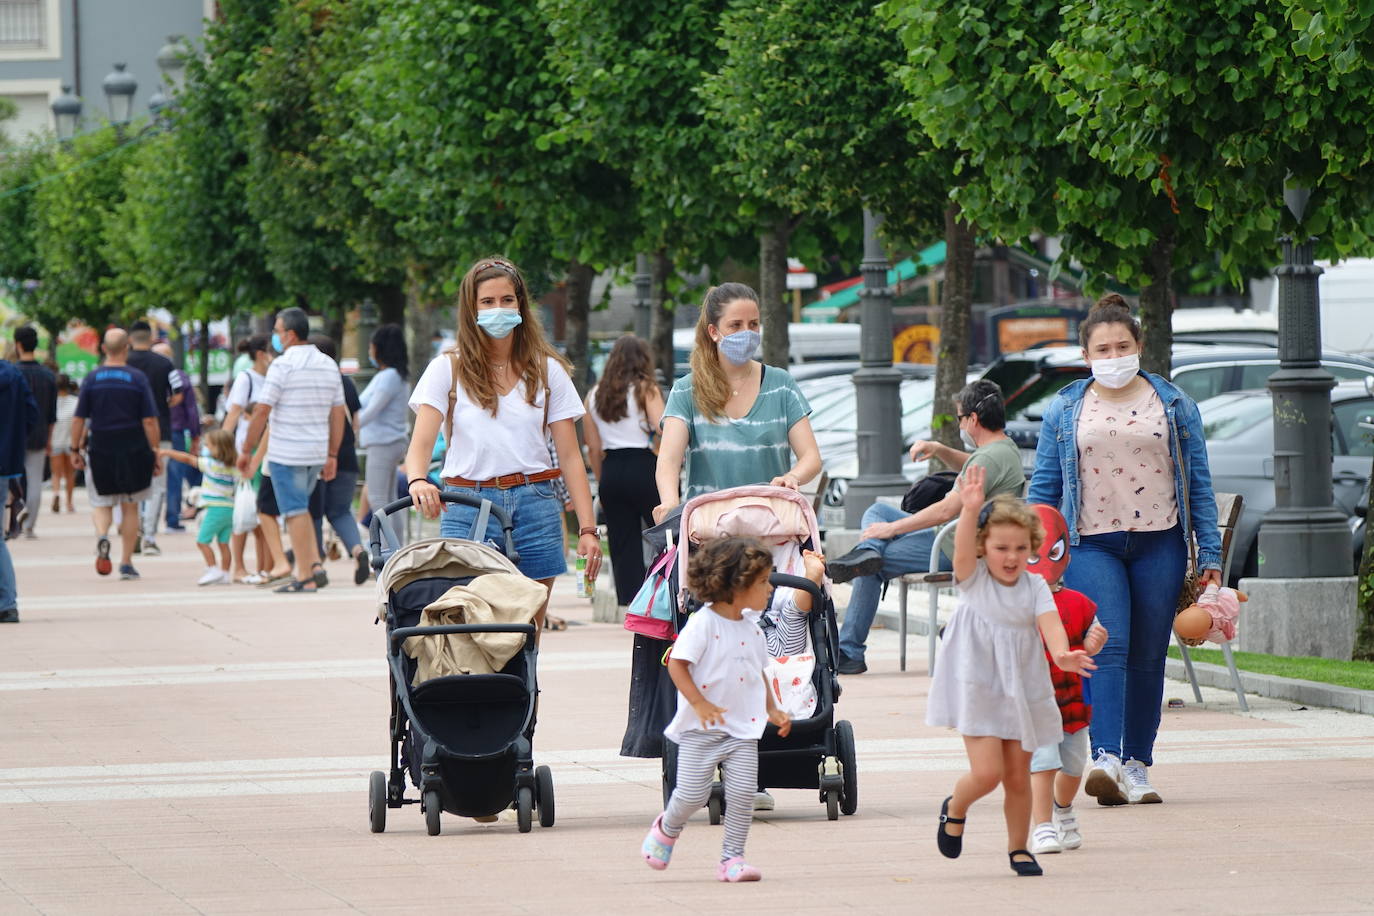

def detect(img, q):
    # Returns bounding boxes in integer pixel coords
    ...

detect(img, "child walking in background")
[161,429,238,586]
[1026,504,1108,855]
[642,536,792,882]
[926,465,1096,876]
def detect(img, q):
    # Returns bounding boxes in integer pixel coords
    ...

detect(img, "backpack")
[900,470,958,514]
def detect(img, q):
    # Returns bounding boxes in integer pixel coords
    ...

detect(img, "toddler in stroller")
[365,492,555,836]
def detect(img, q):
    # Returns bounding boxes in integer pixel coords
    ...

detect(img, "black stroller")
[657,486,858,821]
[366,492,553,835]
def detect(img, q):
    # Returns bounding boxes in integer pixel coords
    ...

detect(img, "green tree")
[0,142,47,328]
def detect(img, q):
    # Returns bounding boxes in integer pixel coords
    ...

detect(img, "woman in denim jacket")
[1027,294,1220,808]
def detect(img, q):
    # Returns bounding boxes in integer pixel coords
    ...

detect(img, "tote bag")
[623,544,678,641]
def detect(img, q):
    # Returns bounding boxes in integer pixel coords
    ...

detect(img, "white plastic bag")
[232,481,257,535]
[765,653,817,719]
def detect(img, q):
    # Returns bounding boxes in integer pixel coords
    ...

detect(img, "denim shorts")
[1030,728,1090,777]
[440,480,567,581]
[267,462,322,518]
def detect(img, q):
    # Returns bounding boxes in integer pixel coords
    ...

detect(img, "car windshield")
[1004,367,1090,421]
[1197,392,1273,440]
[809,377,935,436]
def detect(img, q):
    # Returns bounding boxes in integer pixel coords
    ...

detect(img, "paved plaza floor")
[3,496,1374,914]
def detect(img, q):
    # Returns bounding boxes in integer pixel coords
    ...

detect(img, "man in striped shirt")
[237,307,344,593]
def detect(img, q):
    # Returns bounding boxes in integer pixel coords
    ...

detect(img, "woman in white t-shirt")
[221,334,287,584]
[583,335,664,607]
[405,257,602,627]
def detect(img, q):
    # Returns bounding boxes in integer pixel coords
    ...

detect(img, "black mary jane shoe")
[937,795,965,859]
[1008,849,1043,876]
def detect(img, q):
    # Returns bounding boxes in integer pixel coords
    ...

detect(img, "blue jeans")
[267,462,322,518]
[0,522,16,612]
[838,502,952,663]
[1064,525,1186,767]
[310,470,361,556]
[440,480,567,581]
[165,431,201,527]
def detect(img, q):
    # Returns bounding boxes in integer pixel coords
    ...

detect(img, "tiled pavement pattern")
[3,495,1373,914]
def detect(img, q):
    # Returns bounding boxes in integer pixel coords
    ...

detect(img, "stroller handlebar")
[769,572,824,608]
[369,492,521,569]
[389,623,538,653]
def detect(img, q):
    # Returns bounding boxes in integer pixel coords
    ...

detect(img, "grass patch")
[1168,645,1374,692]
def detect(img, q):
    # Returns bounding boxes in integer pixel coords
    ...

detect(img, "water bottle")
[575,555,591,599]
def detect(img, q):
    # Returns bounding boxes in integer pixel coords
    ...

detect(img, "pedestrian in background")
[153,341,201,532]
[126,320,182,557]
[1027,293,1221,807]
[13,326,56,539]
[70,329,162,581]
[161,429,237,586]
[237,308,345,594]
[222,334,278,583]
[49,375,79,513]
[0,356,39,621]
[583,335,664,607]
[357,323,410,551]
[308,333,370,586]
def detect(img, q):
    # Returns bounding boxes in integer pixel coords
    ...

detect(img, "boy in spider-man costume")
[1026,504,1108,855]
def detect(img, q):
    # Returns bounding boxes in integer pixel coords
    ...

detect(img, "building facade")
[0,0,212,143]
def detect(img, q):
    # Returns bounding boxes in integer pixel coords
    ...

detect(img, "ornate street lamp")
[50,85,82,142]
[102,63,137,129]
[147,86,169,122]
[157,35,191,94]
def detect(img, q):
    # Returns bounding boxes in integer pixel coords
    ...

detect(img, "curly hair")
[686,536,773,605]
[975,495,1044,554]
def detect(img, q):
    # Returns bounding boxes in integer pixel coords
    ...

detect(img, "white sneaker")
[214,568,232,585]
[1121,759,1162,804]
[143,540,161,557]
[197,566,222,586]
[752,791,775,812]
[1030,821,1062,854]
[1084,752,1129,807]
[1053,804,1082,850]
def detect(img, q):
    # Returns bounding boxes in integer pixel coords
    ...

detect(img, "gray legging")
[364,439,408,549]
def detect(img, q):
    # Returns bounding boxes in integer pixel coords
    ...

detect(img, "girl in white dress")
[927,464,1096,876]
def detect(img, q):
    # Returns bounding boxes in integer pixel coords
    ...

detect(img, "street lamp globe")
[50,85,82,141]
[148,86,169,120]
[102,63,138,126]
[156,35,190,94]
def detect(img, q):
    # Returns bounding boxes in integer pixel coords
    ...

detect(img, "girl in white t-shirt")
[927,465,1096,877]
[405,257,602,630]
[641,537,791,883]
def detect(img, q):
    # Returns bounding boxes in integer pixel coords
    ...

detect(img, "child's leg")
[1055,730,1090,807]
[947,735,1006,832]
[196,542,215,566]
[230,531,249,577]
[217,539,231,571]
[1031,769,1059,826]
[1000,741,1034,852]
[661,731,724,837]
[718,737,759,863]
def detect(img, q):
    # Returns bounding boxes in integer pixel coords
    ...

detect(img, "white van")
[672,322,861,369]
[1256,258,1374,355]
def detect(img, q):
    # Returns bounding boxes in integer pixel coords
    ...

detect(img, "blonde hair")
[976,495,1044,554]
[454,256,570,416]
[689,282,759,421]
[204,428,237,468]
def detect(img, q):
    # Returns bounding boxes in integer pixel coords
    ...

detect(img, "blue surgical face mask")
[717,329,760,366]
[271,332,284,354]
[476,307,523,339]
[200,445,211,458]
[368,355,378,369]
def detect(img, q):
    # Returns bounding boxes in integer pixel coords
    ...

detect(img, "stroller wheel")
[424,789,441,836]
[825,788,840,821]
[707,785,723,826]
[516,786,534,834]
[536,766,555,828]
[368,771,387,833]
[836,719,858,816]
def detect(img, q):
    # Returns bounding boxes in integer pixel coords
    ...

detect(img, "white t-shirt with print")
[664,605,770,742]
[408,354,584,481]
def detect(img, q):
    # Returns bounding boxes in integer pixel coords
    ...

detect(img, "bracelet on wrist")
[579,526,599,537]
[408,477,429,488]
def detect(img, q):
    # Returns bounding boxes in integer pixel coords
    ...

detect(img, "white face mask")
[1089,353,1140,389]
[960,429,976,450]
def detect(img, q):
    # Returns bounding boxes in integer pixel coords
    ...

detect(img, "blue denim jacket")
[1025,372,1222,571]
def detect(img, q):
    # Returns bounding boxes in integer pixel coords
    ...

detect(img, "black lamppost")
[50,85,82,143]
[1257,182,1350,578]
[843,209,908,527]
[101,63,137,138]
[633,253,653,340]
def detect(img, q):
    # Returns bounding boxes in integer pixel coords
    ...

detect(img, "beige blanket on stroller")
[404,573,547,683]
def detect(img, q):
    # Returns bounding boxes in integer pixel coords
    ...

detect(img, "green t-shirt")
[942,436,1026,557]
[663,365,812,500]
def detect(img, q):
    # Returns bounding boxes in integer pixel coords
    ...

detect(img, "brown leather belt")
[442,468,562,490]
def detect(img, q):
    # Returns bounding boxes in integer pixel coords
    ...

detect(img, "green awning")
[802,241,947,320]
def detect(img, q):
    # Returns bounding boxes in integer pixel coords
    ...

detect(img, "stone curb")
[1164,657,1374,715]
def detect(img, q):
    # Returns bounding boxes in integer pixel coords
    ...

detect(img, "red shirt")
[1042,587,1097,734]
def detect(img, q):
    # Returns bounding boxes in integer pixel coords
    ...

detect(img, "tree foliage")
[0,143,45,309]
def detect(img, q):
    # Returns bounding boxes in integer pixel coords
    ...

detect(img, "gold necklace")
[726,371,751,397]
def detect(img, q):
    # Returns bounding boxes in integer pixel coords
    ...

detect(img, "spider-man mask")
[1028,504,1069,584]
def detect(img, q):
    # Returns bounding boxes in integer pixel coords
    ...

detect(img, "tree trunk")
[375,283,406,329]
[759,216,794,369]
[1138,222,1176,378]
[324,311,345,351]
[404,264,439,384]
[649,250,675,390]
[564,260,595,397]
[198,320,211,410]
[1354,458,1374,660]
[932,200,975,458]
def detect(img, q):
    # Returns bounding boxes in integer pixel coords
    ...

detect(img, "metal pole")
[843,210,908,528]
[1257,185,1349,578]
[633,253,652,340]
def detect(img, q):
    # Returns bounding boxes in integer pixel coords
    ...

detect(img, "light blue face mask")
[717,329,760,366]
[476,307,523,339]
[271,332,284,354]
[368,355,378,369]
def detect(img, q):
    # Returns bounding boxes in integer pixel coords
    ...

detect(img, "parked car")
[982,343,1374,470]
[1198,380,1373,583]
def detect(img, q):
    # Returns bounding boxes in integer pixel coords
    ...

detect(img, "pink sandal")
[641,814,676,870]
[717,857,761,882]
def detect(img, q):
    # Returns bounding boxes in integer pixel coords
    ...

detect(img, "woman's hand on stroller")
[408,478,443,519]
[691,699,728,730]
